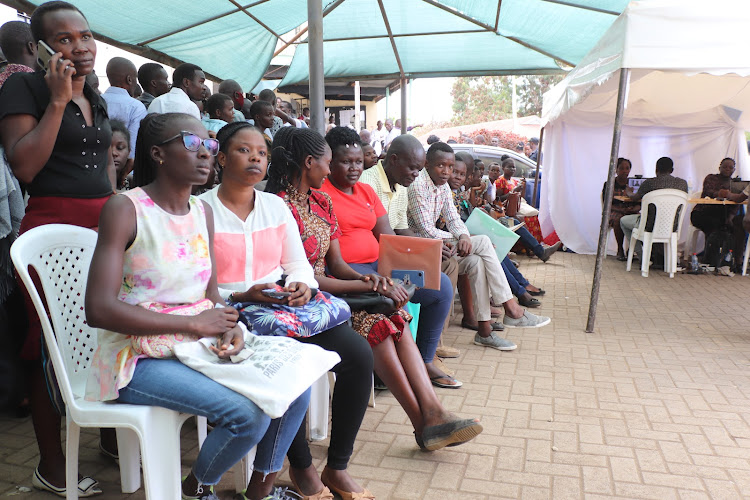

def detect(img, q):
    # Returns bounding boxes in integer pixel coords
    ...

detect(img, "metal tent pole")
[586,68,630,333]
[307,0,325,135]
[400,77,407,134]
[354,80,361,131]
[532,126,544,208]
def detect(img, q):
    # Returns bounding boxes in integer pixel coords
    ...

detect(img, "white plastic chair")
[307,372,375,442]
[626,189,688,277]
[11,224,196,500]
[742,236,750,276]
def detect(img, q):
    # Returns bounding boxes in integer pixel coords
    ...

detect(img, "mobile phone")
[262,289,292,299]
[391,270,425,288]
[36,40,56,71]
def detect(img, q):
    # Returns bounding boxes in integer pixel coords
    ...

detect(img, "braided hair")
[133,112,193,187]
[265,127,327,194]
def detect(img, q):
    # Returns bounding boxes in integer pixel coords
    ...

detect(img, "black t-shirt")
[0,71,112,198]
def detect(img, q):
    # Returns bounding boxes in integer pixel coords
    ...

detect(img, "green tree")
[450,76,512,125]
[516,75,564,117]
[450,74,565,124]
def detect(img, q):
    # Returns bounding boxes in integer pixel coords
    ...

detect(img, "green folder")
[465,209,520,262]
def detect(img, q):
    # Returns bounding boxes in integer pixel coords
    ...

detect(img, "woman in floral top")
[266,127,483,454]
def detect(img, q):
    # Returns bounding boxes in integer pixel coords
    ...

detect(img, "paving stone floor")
[3,252,750,499]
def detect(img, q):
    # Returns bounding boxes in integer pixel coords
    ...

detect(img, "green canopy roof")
[6,0,631,90]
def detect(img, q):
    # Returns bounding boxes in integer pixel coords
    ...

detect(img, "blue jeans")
[117,358,310,484]
[501,256,529,298]
[507,217,544,257]
[348,261,452,364]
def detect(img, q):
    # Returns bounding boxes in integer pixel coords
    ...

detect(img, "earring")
[159,160,164,165]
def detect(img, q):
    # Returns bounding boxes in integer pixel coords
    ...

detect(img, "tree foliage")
[450,75,564,125]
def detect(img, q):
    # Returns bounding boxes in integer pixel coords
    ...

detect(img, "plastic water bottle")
[725,249,734,266]
[690,253,699,272]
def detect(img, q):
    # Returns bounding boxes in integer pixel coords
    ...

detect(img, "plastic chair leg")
[743,236,750,276]
[116,427,142,493]
[626,235,636,272]
[65,418,81,500]
[641,237,652,277]
[196,416,208,449]
[307,374,330,441]
[139,414,183,500]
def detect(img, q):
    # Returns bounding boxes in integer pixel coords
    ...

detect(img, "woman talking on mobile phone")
[0,2,115,496]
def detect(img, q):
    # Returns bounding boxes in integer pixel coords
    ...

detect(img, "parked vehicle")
[447,144,542,206]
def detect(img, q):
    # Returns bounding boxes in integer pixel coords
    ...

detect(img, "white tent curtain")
[540,0,750,255]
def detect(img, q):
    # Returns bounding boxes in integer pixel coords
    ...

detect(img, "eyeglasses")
[157,131,219,156]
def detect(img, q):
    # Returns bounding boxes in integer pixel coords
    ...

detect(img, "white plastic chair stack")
[626,189,688,278]
[11,224,194,500]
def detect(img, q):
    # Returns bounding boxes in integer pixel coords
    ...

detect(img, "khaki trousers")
[456,235,513,322]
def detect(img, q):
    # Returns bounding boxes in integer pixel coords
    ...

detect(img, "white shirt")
[147,87,200,120]
[101,87,147,159]
[384,127,400,148]
[198,187,318,300]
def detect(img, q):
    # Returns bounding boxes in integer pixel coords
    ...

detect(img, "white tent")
[540,0,750,256]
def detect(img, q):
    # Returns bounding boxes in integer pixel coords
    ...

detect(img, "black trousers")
[287,322,373,470]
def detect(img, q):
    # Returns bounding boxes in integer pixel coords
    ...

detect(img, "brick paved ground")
[3,252,750,499]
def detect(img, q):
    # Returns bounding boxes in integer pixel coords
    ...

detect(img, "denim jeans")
[501,256,529,298]
[117,358,310,484]
[347,261,452,364]
[507,217,544,257]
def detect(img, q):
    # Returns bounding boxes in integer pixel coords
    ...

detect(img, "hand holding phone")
[261,289,292,300]
[38,40,75,106]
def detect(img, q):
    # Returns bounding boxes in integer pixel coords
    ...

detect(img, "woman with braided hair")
[202,121,374,500]
[266,126,483,459]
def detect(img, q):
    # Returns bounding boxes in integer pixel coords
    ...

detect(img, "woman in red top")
[266,126,482,456]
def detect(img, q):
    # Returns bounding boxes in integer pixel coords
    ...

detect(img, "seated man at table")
[620,156,688,258]
[408,142,550,350]
[690,157,746,269]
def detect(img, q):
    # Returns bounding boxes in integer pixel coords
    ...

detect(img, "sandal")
[430,375,463,389]
[461,320,504,331]
[32,467,102,498]
[321,479,374,500]
[290,475,334,500]
[421,418,484,451]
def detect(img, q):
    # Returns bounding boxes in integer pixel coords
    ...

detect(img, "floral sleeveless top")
[86,188,212,401]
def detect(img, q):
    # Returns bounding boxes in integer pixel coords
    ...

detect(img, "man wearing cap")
[529,137,540,163]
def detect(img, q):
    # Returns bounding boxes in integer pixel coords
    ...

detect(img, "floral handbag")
[131,298,215,358]
[230,287,351,338]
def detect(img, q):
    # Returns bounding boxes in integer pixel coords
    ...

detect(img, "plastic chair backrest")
[637,189,688,239]
[11,224,99,402]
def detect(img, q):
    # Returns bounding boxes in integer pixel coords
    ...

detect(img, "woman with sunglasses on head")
[0,2,116,495]
[85,113,311,500]
[201,121,374,500]
[266,126,483,456]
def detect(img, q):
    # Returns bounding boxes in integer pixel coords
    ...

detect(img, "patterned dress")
[86,188,212,401]
[278,186,409,347]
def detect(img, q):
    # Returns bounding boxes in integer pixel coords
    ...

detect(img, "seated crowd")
[0,3,560,499]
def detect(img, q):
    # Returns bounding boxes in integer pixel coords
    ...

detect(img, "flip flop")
[430,375,463,389]
[421,418,484,451]
[32,468,102,498]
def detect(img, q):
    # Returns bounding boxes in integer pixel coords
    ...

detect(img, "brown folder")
[377,234,442,290]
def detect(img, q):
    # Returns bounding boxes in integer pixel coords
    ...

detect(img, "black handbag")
[338,281,417,315]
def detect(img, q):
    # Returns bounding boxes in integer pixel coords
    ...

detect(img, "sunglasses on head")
[157,131,219,156]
